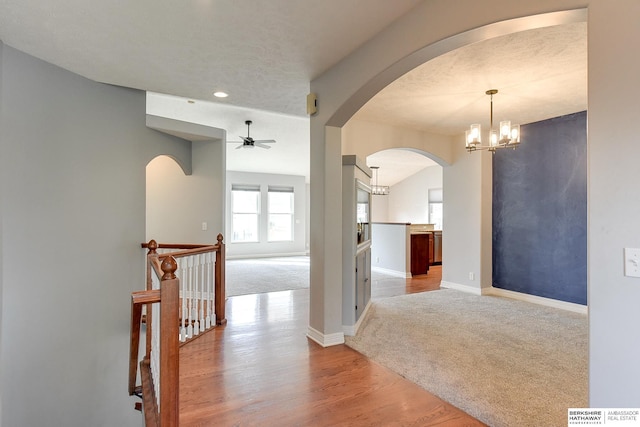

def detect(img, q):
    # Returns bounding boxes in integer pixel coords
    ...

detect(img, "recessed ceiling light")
[213,91,229,98]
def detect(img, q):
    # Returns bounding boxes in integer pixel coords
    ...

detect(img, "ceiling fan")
[231,120,276,149]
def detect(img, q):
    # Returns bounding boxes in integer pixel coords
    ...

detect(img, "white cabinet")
[342,155,372,334]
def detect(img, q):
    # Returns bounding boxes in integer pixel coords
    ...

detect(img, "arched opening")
[308,6,593,424]
[364,148,442,225]
[308,4,588,345]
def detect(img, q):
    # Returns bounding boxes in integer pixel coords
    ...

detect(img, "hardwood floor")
[372,265,442,299]
[179,265,485,426]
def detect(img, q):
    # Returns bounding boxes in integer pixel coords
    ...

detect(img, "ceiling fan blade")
[254,142,272,149]
[253,139,276,144]
[235,144,247,149]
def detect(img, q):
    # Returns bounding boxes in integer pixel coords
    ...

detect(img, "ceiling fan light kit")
[465,89,521,153]
[231,120,276,149]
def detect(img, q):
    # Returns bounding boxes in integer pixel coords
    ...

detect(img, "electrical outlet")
[624,248,640,277]
[469,272,475,281]
[201,222,208,231]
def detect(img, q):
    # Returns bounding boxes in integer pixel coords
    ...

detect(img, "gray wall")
[0,41,4,423]
[0,44,191,427]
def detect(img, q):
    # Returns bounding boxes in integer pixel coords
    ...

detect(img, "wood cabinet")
[355,248,371,320]
[428,232,435,266]
[410,233,430,276]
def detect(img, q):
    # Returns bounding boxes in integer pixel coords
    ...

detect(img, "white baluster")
[192,254,200,335]
[214,251,217,328]
[198,253,205,332]
[178,258,187,342]
[205,252,212,329]
[186,256,194,339]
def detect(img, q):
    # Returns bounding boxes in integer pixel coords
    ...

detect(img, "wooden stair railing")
[141,234,226,331]
[129,255,180,427]
[130,234,226,426]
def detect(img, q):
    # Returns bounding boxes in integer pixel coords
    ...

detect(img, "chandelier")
[370,166,389,196]
[465,89,521,153]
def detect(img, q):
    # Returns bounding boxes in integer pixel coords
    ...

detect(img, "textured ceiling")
[0,0,421,117]
[367,150,438,187]
[355,22,587,135]
[0,2,587,186]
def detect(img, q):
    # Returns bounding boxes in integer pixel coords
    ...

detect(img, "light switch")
[624,248,640,278]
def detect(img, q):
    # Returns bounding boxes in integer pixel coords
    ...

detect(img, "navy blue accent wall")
[492,111,587,305]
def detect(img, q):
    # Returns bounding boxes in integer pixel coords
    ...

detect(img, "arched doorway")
[307,8,587,344]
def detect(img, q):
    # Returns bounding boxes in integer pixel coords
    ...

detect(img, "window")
[428,188,443,230]
[231,185,260,242]
[268,186,294,242]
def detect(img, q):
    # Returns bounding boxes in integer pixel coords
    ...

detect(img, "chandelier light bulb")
[465,89,522,153]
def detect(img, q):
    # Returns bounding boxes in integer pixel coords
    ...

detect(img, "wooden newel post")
[146,240,158,292]
[160,255,179,426]
[147,239,158,255]
[144,240,160,361]
[161,255,177,280]
[215,234,227,325]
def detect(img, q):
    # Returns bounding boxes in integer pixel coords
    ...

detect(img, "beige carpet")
[226,256,309,296]
[345,289,588,427]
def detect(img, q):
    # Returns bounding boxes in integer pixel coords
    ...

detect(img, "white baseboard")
[440,280,483,295]
[306,326,345,347]
[226,251,308,260]
[486,287,588,314]
[372,266,411,278]
[343,300,373,336]
[440,281,588,314]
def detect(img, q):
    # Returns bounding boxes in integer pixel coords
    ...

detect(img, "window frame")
[267,186,295,242]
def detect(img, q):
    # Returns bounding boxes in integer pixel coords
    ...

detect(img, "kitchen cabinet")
[342,155,372,333]
[411,233,431,275]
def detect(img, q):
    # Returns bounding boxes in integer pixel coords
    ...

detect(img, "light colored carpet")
[345,289,588,427]
[226,256,309,296]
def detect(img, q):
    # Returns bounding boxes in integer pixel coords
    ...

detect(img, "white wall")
[387,165,442,224]
[305,183,311,253]
[588,0,640,406]
[146,138,225,244]
[342,119,454,165]
[226,171,306,258]
[371,194,389,223]
[371,223,410,277]
[441,144,492,292]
